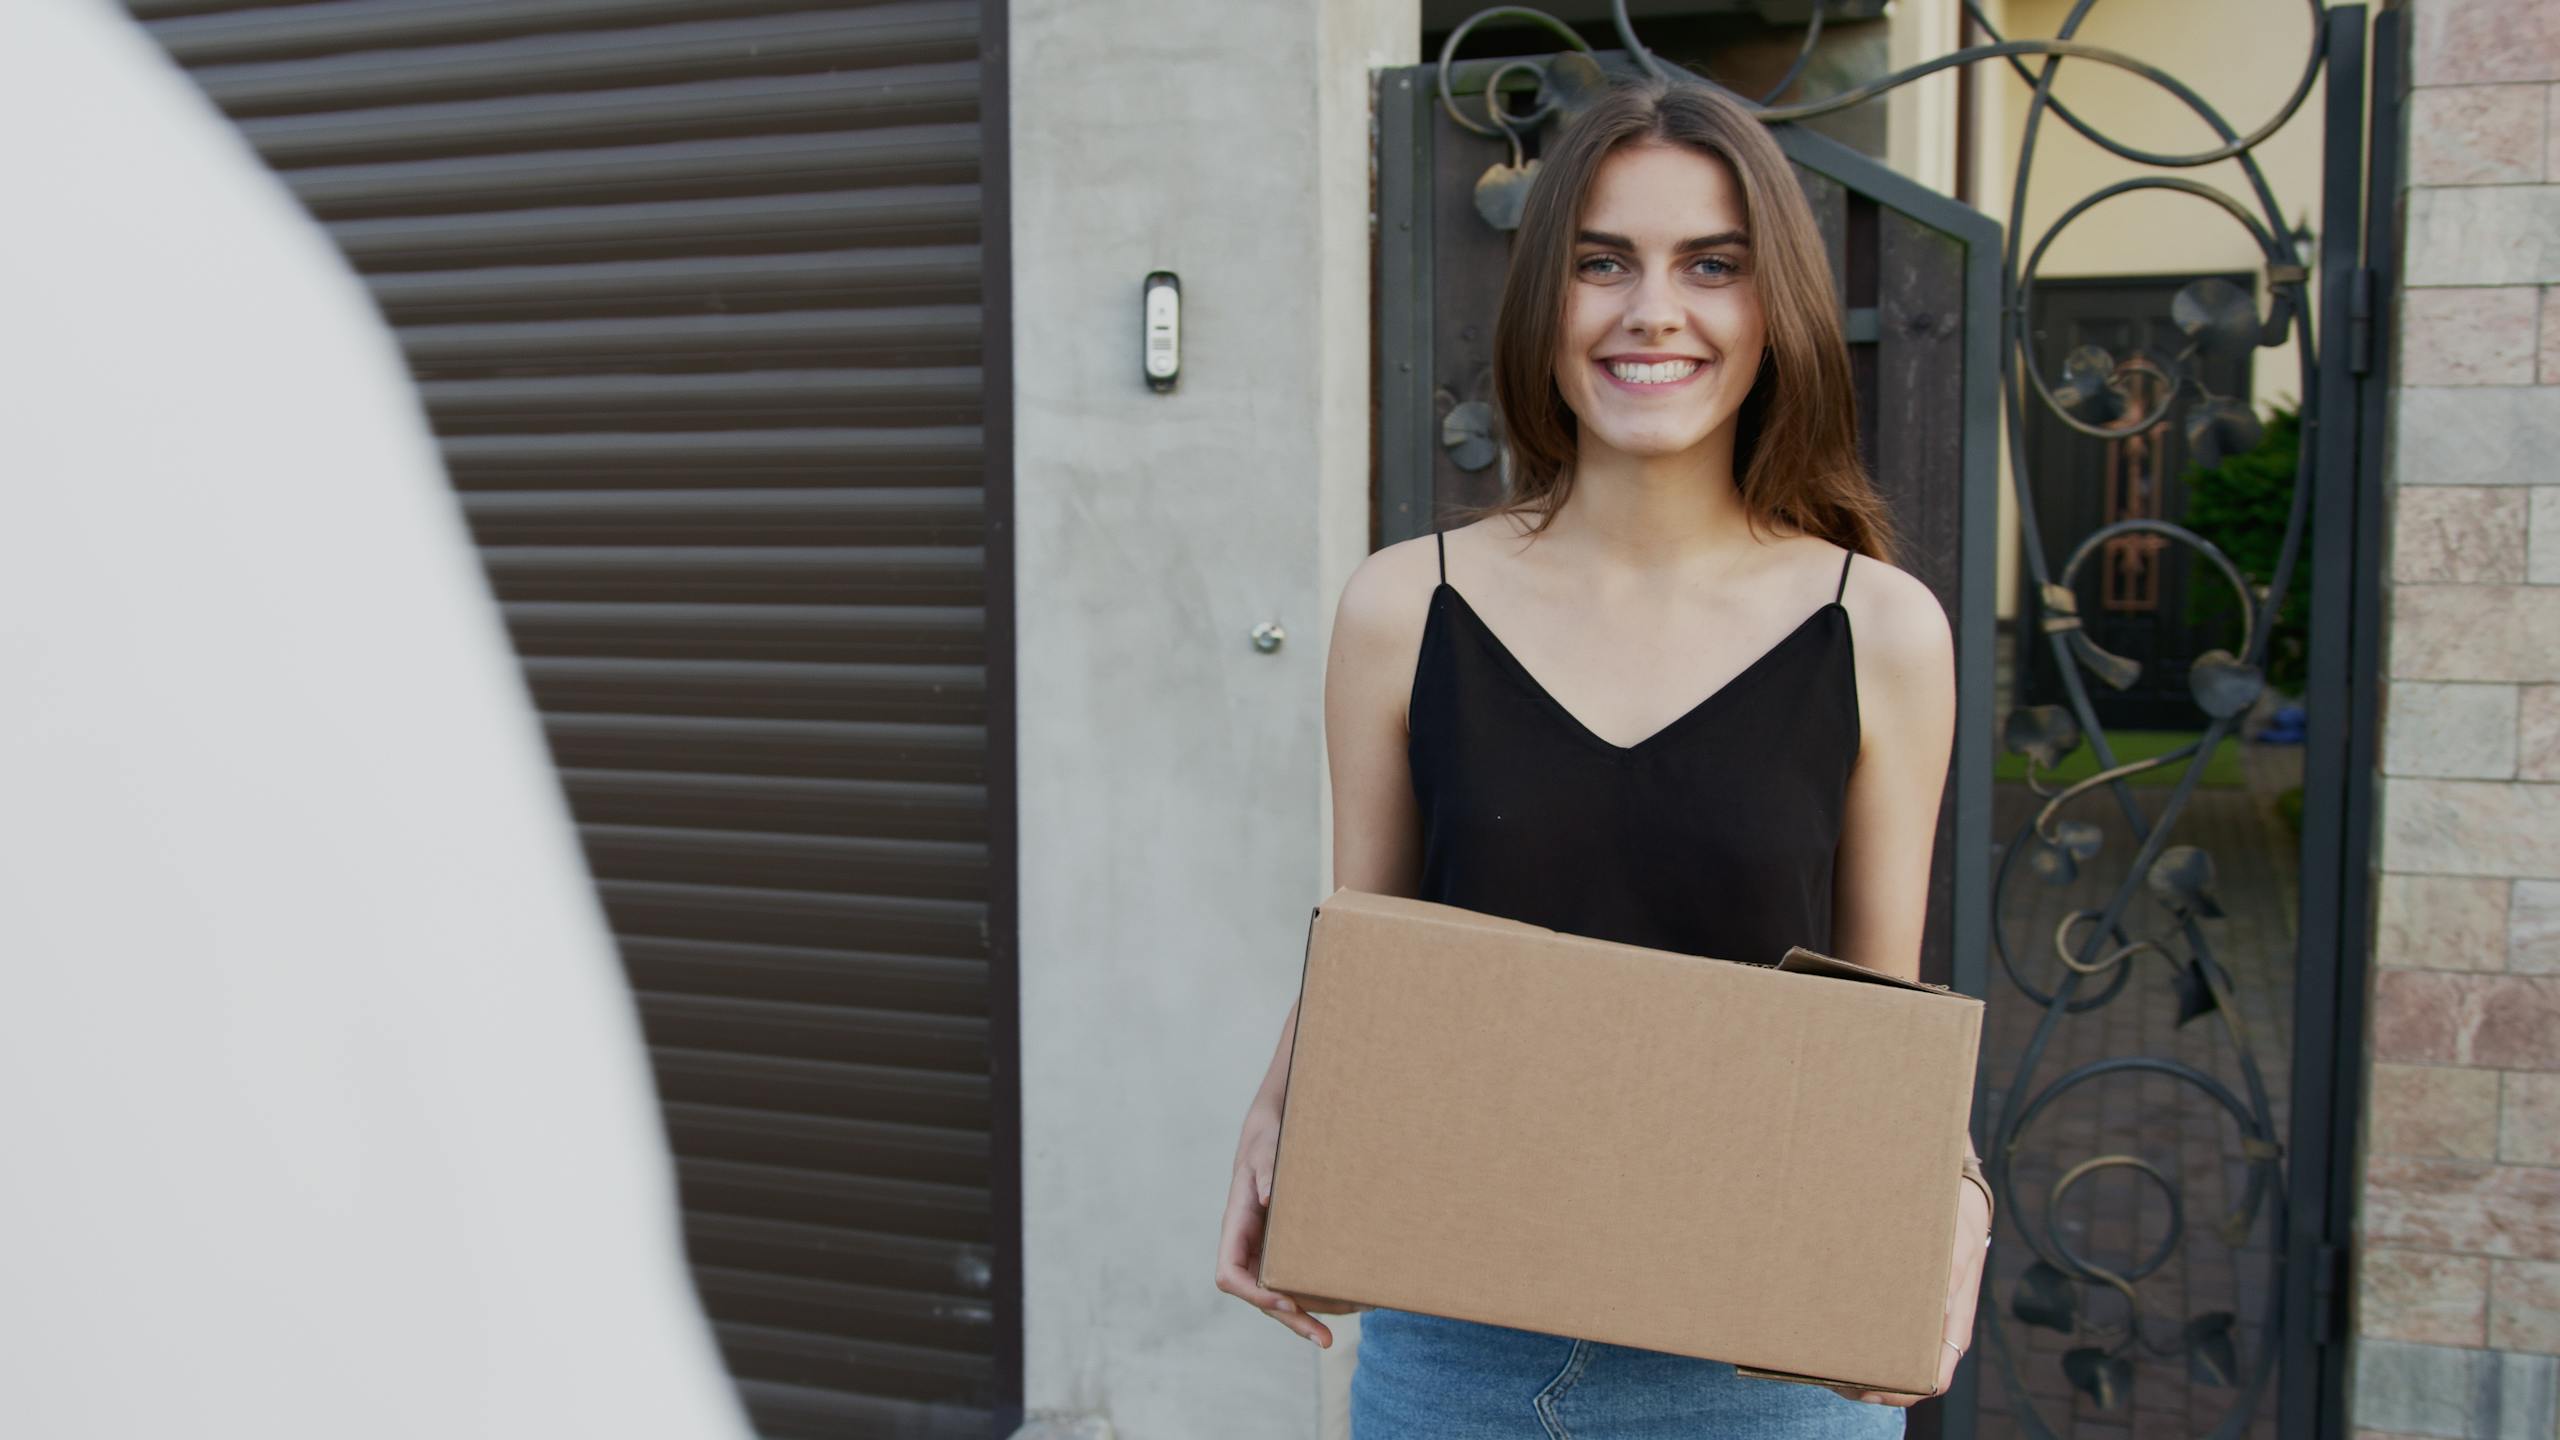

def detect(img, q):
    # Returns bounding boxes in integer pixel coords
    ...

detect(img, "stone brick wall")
[2358,4,2560,1437]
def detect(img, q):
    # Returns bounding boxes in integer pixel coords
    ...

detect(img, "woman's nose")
[1622,271,1682,335]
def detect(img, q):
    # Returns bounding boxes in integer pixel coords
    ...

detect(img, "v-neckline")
[1435,581,1842,758]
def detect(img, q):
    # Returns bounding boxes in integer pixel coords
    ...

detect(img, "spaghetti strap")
[1835,547,1853,603]
[1436,528,1446,585]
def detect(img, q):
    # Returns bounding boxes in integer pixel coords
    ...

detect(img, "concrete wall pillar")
[1007,1,1417,1434]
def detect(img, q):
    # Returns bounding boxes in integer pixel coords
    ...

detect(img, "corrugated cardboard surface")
[1258,888,1984,1396]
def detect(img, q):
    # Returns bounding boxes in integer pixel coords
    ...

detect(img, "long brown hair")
[1467,75,1900,564]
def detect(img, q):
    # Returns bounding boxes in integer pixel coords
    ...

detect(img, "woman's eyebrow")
[1574,228,1750,254]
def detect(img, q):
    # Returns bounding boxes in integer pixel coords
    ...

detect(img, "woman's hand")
[1214,1107,1364,1347]
[1824,1172,1993,1406]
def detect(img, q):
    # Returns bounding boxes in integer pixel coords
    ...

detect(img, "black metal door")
[125,4,1020,1435]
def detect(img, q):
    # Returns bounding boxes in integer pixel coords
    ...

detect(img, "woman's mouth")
[1597,357,1707,391]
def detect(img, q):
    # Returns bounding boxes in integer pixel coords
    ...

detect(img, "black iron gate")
[1372,5,2398,1437]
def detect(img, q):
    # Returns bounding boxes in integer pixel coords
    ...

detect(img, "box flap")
[1328,894,1971,1003]
[1314,885,1557,939]
[1777,944,1961,997]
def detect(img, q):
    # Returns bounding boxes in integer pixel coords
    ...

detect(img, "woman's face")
[1554,141,1767,465]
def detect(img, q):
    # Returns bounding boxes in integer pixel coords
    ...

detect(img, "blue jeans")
[1349,1308,1911,1439]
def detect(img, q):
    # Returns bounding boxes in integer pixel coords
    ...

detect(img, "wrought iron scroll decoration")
[1430,2,2334,1434]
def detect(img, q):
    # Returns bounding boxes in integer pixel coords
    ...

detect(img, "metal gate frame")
[2293,5,2397,1433]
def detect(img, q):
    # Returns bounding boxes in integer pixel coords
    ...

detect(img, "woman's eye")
[1574,255,1737,278]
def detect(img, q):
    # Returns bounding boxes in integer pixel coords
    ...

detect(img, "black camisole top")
[1407,528,1861,965]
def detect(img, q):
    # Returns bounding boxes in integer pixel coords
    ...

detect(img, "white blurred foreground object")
[0,6,751,1437]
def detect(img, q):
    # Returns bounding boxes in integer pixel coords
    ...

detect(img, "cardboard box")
[1258,888,1984,1396]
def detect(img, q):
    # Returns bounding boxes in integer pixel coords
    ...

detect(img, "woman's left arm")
[1823,560,1992,1407]
[1831,558,1954,986]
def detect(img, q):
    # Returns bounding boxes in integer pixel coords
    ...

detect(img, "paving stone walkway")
[1969,740,2304,1440]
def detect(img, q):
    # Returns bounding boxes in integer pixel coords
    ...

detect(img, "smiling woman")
[1214,70,1989,1440]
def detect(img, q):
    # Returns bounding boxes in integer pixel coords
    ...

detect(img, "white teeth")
[1606,358,1701,384]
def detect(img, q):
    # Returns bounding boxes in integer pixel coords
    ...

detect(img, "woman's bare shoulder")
[1839,548,1953,683]
[1326,529,1453,741]
[1332,528,1448,644]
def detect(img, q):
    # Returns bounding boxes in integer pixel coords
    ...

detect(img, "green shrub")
[2180,403,2310,694]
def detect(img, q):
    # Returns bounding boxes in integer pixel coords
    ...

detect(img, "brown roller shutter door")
[127,2,1020,1434]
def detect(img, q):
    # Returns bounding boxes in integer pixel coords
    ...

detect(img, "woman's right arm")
[1212,538,1430,1347]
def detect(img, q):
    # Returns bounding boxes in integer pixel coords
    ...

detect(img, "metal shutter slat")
[666,1103,986,1188]
[370,247,980,323]
[432,374,984,429]
[192,7,978,115]
[622,936,987,1013]
[580,822,984,895]
[446,430,981,470]
[147,0,871,65]
[608,882,983,955]
[237,67,982,166]
[519,661,983,724]
[639,994,984,1072]
[697,1266,990,1354]
[399,307,982,375]
[469,494,986,546]
[287,127,981,217]
[683,1211,994,1295]
[715,1325,989,1402]
[496,561,979,608]
[503,603,983,662]
[560,769,984,837]
[326,187,980,267]
[657,1050,989,1130]
[542,714,987,779]
[679,1159,987,1239]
